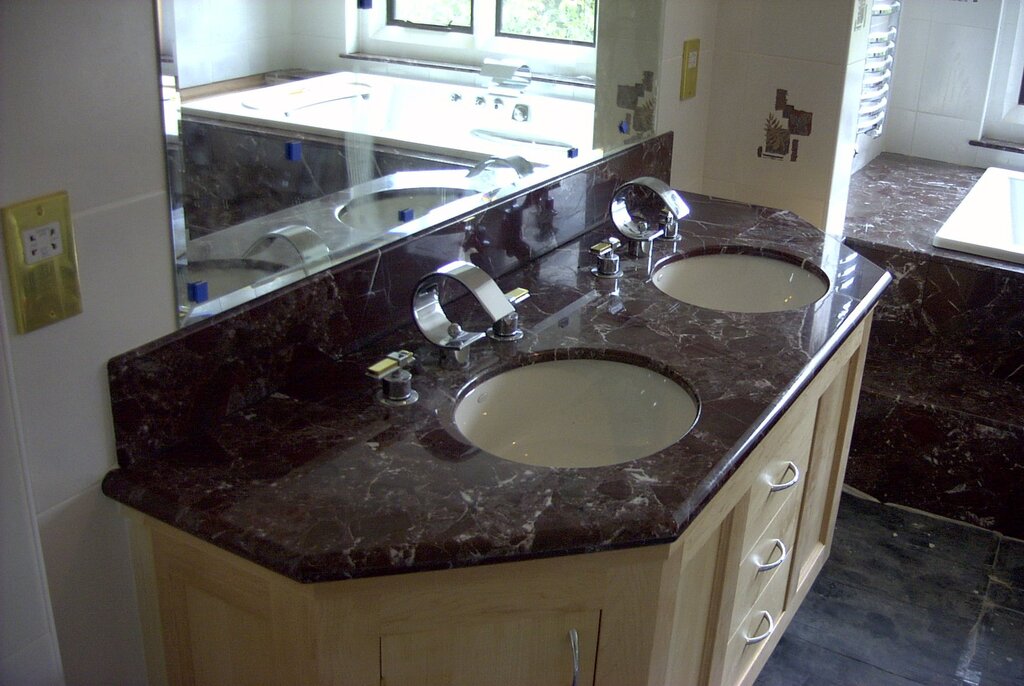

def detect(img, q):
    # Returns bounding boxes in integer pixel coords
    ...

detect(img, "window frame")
[983,0,1024,141]
[357,0,597,80]
[386,0,474,35]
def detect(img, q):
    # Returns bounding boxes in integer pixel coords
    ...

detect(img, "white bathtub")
[182,71,595,166]
[933,166,1024,265]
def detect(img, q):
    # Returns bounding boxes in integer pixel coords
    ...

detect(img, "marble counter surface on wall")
[102,180,889,583]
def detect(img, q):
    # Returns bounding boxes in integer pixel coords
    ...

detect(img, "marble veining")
[842,152,1024,538]
[102,137,889,583]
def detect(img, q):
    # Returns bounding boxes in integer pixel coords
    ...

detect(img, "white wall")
[655,0,721,192]
[171,0,349,88]
[0,1,178,684]
[701,0,864,230]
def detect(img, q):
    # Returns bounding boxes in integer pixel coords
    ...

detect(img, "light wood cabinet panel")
[380,611,599,686]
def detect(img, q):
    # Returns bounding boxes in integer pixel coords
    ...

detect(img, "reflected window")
[388,0,473,32]
[497,0,596,46]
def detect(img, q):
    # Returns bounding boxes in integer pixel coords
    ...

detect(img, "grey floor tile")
[754,633,929,686]
[758,495,1024,686]
[975,607,1024,684]
[835,493,1000,570]
[825,523,989,618]
[788,577,976,685]
[989,537,1024,613]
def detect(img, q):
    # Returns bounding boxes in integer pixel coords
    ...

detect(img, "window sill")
[969,137,1024,155]
[343,53,595,89]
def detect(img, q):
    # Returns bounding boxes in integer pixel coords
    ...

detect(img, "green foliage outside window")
[498,0,596,44]
[389,0,472,30]
[389,0,596,45]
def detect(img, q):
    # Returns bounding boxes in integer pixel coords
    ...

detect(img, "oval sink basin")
[652,251,829,313]
[336,187,477,231]
[453,359,699,468]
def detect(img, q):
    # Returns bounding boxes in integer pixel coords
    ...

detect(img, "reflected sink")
[453,358,699,468]
[652,250,830,313]
[336,187,478,231]
[471,128,575,149]
[184,258,290,300]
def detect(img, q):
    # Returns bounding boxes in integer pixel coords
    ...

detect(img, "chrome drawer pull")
[755,539,789,573]
[769,462,800,492]
[569,628,580,686]
[744,611,777,646]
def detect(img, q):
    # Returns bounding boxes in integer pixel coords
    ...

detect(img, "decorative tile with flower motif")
[757,89,813,162]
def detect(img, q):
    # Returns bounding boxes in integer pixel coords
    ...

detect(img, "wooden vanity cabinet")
[129,316,872,686]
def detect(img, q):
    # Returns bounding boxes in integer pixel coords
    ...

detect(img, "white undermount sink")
[652,251,829,313]
[453,358,699,468]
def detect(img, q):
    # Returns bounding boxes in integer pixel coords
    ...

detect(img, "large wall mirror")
[157,0,663,325]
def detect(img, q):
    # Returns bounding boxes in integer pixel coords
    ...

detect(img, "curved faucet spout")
[412,260,526,367]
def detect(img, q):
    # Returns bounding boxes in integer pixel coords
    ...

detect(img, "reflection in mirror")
[157,0,659,325]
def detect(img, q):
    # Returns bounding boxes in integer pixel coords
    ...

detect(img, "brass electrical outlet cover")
[2,191,82,333]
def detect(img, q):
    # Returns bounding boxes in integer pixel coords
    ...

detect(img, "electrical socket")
[22,222,64,264]
[1,191,82,333]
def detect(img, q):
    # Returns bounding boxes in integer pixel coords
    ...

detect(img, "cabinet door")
[380,610,600,686]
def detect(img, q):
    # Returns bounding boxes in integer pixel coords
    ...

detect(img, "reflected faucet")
[242,224,330,275]
[467,155,535,179]
[412,260,529,368]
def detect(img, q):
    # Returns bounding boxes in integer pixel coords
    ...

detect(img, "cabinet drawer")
[730,491,800,633]
[741,408,814,555]
[722,561,788,686]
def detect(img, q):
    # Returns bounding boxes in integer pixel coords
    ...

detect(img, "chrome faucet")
[480,59,532,93]
[467,155,535,179]
[610,177,690,257]
[412,261,529,368]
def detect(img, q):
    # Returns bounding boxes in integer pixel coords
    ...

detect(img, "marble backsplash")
[181,119,470,235]
[109,134,672,469]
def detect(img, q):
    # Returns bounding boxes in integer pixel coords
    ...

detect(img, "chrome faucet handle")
[489,287,530,340]
[412,261,518,367]
[610,177,690,253]
[589,238,623,278]
[366,350,418,406]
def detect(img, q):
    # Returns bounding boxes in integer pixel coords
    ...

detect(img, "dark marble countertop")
[102,194,890,583]
[844,153,1024,277]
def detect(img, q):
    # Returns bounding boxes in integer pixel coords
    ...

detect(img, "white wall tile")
[917,22,996,120]
[6,194,176,513]
[39,487,147,686]
[0,0,167,214]
[745,0,854,66]
[930,0,1002,29]
[911,112,981,163]
[890,17,930,110]
[885,106,918,154]
[0,297,62,683]
[899,0,934,22]
[1,4,177,683]
[703,48,749,183]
